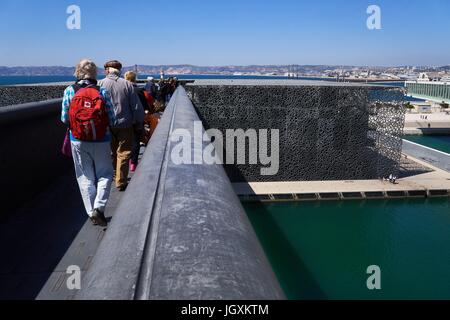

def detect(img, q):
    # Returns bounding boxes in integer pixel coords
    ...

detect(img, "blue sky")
[0,0,449,67]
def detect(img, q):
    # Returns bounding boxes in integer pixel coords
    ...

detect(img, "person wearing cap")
[99,60,145,191]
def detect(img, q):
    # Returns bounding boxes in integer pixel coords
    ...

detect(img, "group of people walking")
[61,59,174,227]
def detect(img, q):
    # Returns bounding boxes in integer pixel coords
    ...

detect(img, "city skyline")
[0,0,449,67]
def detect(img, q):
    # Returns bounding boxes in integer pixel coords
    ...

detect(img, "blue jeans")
[71,140,114,216]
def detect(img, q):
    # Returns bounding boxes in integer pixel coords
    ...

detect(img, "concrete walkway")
[404,113,450,134]
[402,139,450,172]
[234,142,450,199]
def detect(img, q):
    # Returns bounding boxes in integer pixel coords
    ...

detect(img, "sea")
[245,197,450,300]
[0,75,406,87]
[0,75,415,104]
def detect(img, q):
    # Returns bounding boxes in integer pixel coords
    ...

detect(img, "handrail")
[0,98,70,214]
[0,98,62,126]
[76,86,284,300]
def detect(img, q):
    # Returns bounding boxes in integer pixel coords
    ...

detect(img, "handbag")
[62,129,72,158]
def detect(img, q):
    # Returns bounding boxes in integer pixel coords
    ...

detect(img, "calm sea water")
[404,135,450,154]
[0,76,79,86]
[244,198,450,300]
[0,74,299,86]
[0,75,403,86]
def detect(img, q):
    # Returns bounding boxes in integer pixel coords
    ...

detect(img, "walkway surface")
[233,142,450,197]
[0,153,139,300]
[402,139,450,172]
[404,113,450,134]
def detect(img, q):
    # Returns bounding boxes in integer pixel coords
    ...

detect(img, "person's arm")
[61,86,75,125]
[100,88,117,127]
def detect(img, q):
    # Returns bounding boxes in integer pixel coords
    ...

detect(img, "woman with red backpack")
[61,59,117,227]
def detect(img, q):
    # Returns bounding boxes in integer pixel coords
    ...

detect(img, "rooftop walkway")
[0,87,283,300]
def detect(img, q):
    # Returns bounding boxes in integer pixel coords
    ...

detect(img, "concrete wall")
[186,80,405,182]
[0,85,68,108]
[0,99,72,214]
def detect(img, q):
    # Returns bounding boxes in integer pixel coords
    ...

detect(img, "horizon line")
[1,64,450,69]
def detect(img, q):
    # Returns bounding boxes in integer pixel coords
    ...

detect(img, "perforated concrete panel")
[186,80,405,182]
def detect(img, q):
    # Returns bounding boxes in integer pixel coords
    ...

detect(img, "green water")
[244,199,450,300]
[404,135,450,154]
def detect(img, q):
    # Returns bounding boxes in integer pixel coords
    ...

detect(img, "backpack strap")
[73,81,100,93]
[73,83,82,94]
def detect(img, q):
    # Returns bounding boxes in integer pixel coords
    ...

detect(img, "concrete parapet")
[0,99,71,214]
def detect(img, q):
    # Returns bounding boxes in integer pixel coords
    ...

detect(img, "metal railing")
[406,81,450,104]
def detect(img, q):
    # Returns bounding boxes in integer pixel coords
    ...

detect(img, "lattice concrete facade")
[0,85,67,107]
[186,80,405,183]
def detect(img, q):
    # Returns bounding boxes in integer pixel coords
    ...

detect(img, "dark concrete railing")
[76,87,284,300]
[0,99,71,214]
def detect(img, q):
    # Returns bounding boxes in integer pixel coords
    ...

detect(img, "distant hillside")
[0,66,75,76]
[0,64,341,76]
[0,64,449,76]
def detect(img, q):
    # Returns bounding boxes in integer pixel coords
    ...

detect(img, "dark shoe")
[118,184,128,192]
[90,209,108,227]
[90,216,99,226]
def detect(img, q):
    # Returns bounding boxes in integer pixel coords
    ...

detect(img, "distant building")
[417,73,430,82]
[409,102,432,113]
[441,75,450,83]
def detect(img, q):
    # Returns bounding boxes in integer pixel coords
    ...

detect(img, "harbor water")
[244,198,450,300]
[244,135,450,300]
[404,135,450,154]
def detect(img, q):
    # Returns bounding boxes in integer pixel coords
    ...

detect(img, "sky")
[0,0,449,67]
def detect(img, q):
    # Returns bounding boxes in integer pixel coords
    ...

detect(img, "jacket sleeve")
[61,86,75,125]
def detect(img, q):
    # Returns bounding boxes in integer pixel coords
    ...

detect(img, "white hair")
[74,59,97,80]
[107,67,121,75]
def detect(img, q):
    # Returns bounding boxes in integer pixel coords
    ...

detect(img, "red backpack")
[69,85,109,141]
